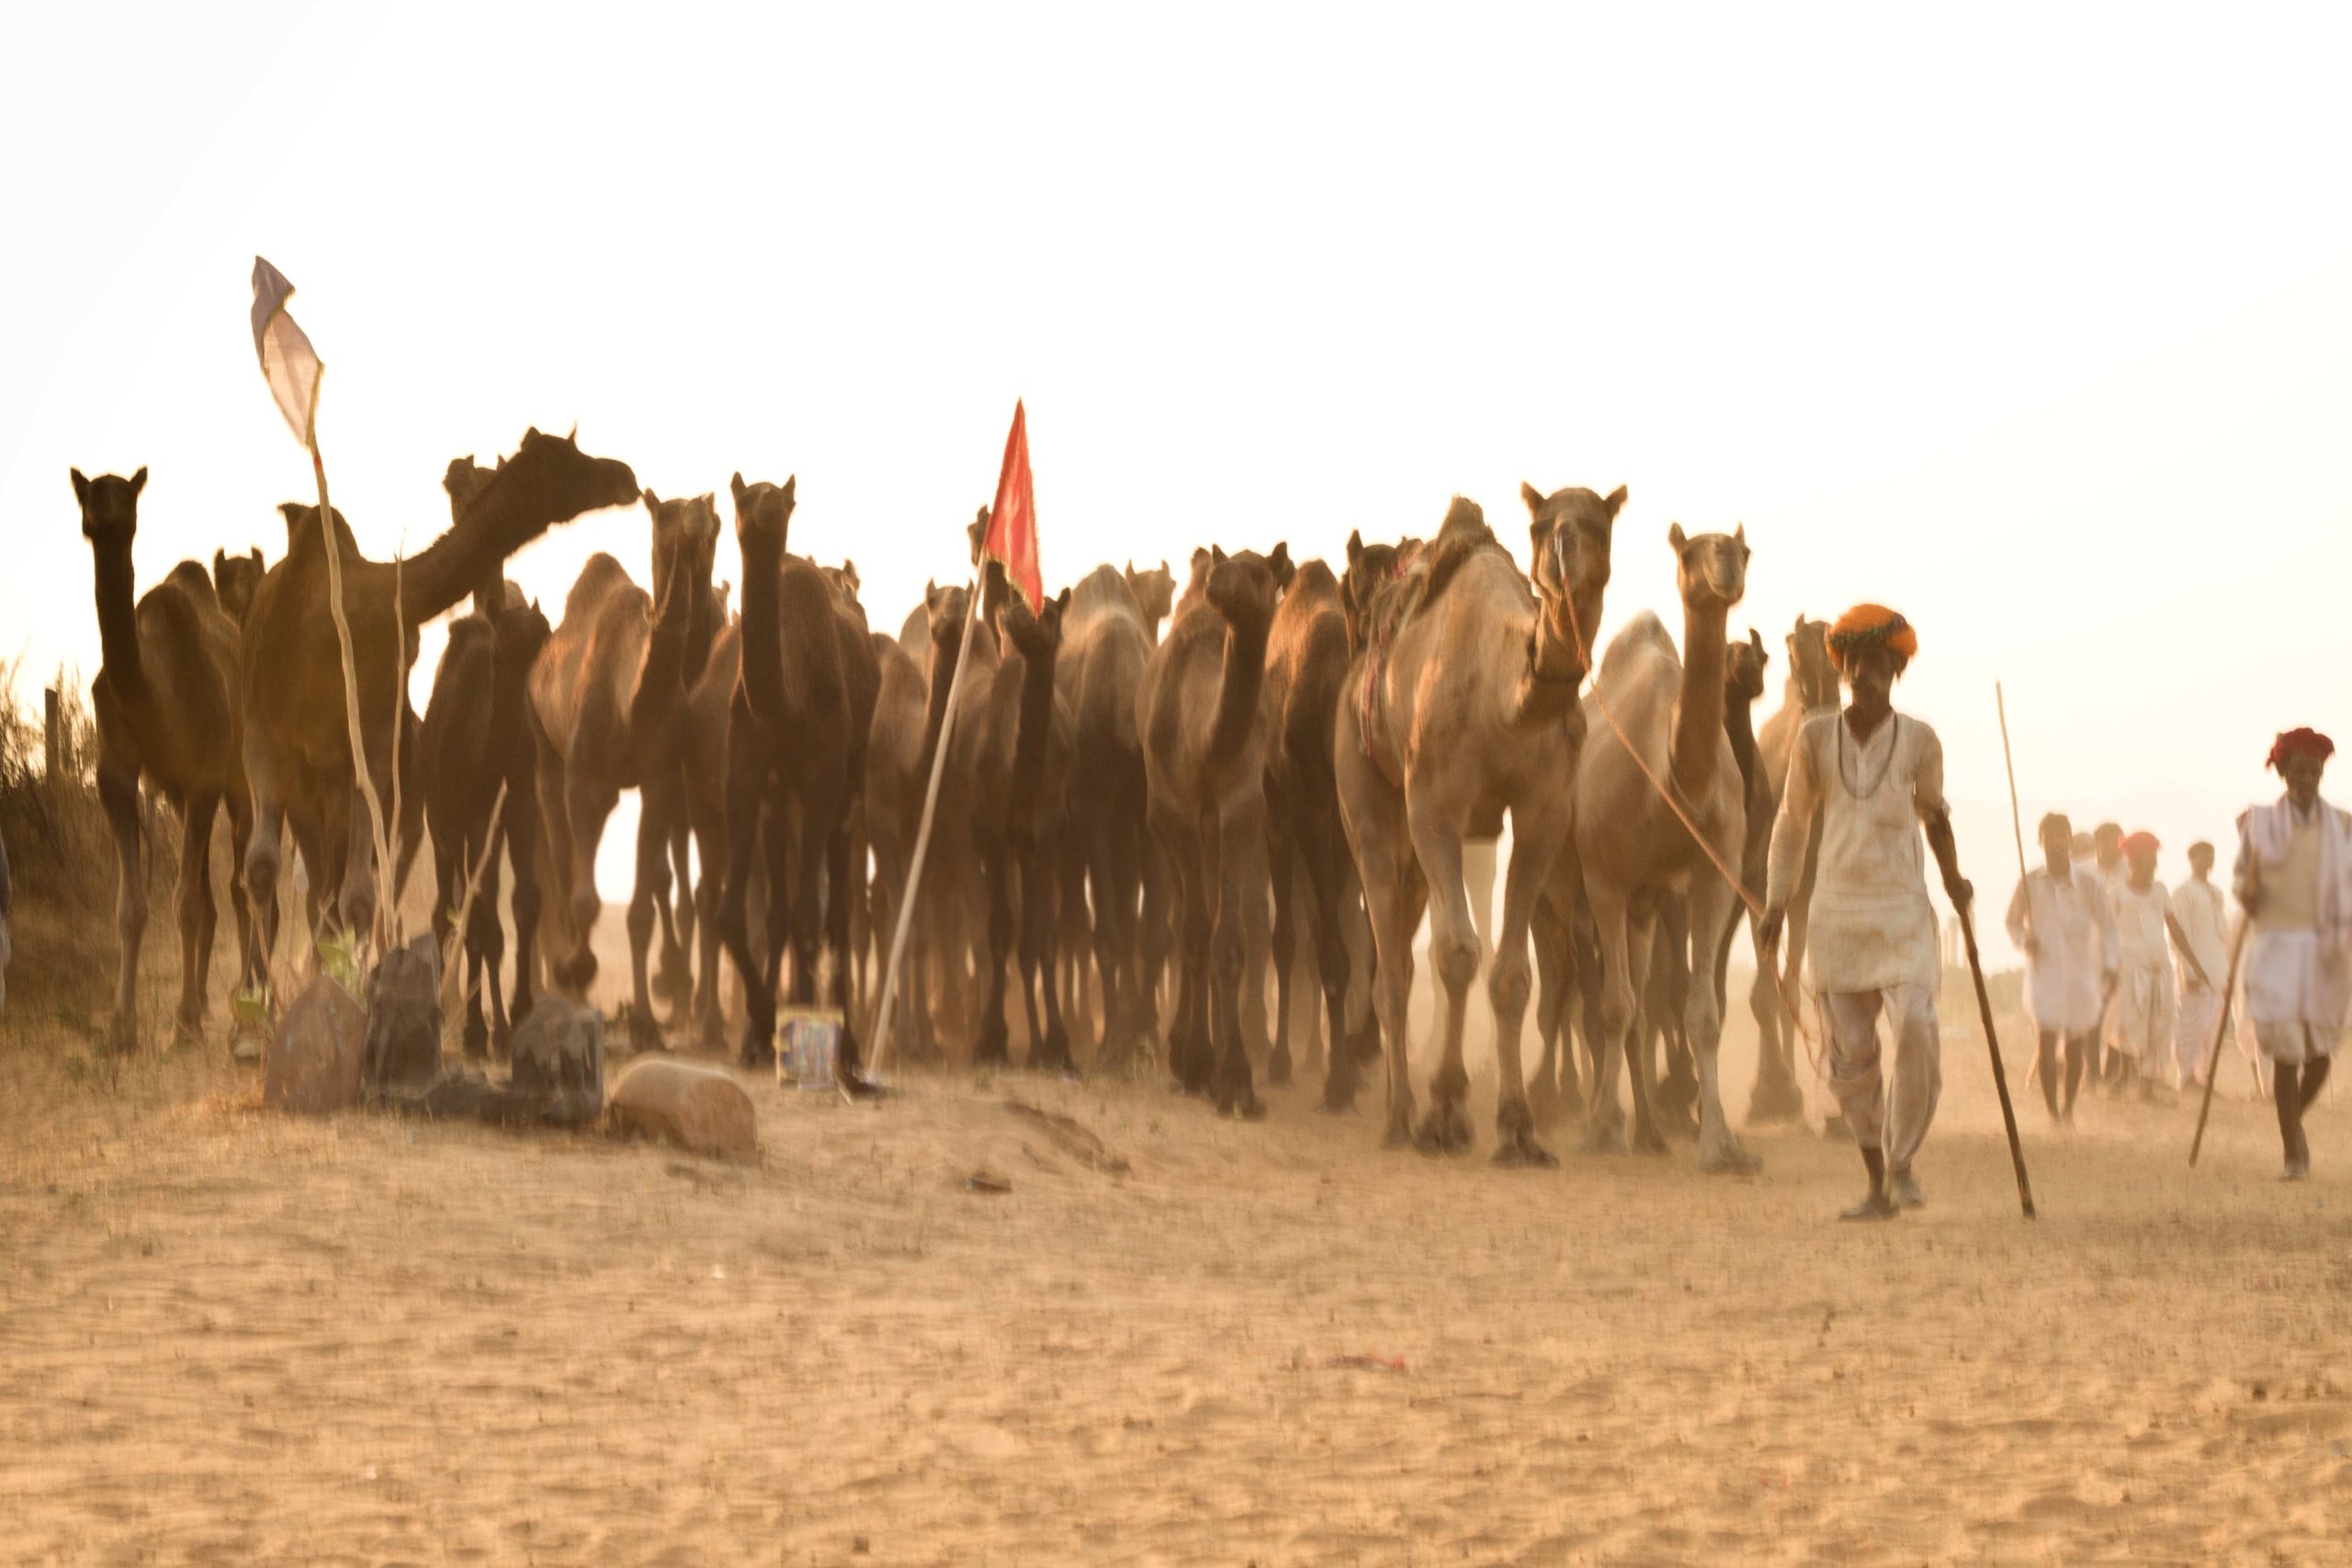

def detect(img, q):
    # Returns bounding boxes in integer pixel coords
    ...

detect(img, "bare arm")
[1913,725,1971,912]
[1760,724,1822,947]
[2166,911,2213,989]
[2006,875,2032,953]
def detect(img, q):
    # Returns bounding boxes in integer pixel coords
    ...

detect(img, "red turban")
[1826,604,1917,672]
[2267,728,2335,771]
[2120,830,2159,859]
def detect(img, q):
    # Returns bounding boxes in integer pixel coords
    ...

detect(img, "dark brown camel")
[76,467,256,1050]
[864,623,933,1061]
[526,486,715,1047]
[681,615,741,1050]
[1747,615,1837,1125]
[211,547,265,627]
[1261,554,1383,1108]
[1138,542,1292,1115]
[242,429,637,998]
[719,474,880,1079]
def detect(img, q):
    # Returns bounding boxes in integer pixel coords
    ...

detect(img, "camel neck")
[89,534,146,698]
[1671,601,1729,796]
[1724,681,1758,801]
[1009,643,1057,801]
[1206,616,1271,763]
[1512,587,1590,726]
[734,534,787,733]
[919,627,966,776]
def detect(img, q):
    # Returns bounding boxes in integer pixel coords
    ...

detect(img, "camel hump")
[561,553,633,622]
[1597,610,1677,682]
[162,558,219,605]
[1417,497,1510,611]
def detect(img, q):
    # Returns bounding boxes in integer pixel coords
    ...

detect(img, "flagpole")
[308,436,395,961]
[868,577,983,1080]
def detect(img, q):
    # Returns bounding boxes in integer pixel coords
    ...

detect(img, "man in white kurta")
[2007,811,2117,1123]
[2109,831,2178,1098]
[2169,841,2228,1089]
[1763,604,1971,1221]
[2233,728,2349,1179]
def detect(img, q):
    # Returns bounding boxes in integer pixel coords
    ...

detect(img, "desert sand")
[2,998,2347,1566]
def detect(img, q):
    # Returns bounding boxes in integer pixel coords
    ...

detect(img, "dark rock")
[265,975,367,1114]
[510,997,605,1125]
[364,934,443,1098]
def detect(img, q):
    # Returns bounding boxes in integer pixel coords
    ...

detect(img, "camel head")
[470,427,639,526]
[276,500,353,552]
[1667,523,1748,614]
[1183,547,1215,601]
[442,454,494,521]
[1001,583,1071,662]
[1123,559,1176,630]
[72,467,147,546]
[824,559,863,606]
[491,596,553,682]
[1340,528,1405,652]
[1726,626,1770,706]
[1523,482,1623,607]
[729,473,797,562]
[212,546,266,626]
[967,508,989,569]
[1787,615,1837,710]
[1205,542,1289,637]
[924,579,972,650]
[645,488,720,615]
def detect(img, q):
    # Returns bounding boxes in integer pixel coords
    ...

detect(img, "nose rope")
[1558,581,1825,1067]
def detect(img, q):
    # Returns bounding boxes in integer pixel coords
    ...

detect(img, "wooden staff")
[1996,683,2042,1089]
[1951,852,2037,1219]
[2188,914,2254,1168]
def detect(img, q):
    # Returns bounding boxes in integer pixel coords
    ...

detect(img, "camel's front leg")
[1405,793,1476,1156]
[1209,798,1266,1121]
[1684,868,1763,1174]
[99,759,146,1053]
[1579,877,1638,1154]
[175,792,222,1044]
[1487,816,1566,1168]
[624,782,673,1052]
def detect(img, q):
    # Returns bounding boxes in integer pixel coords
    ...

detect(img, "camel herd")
[74,429,1851,1171]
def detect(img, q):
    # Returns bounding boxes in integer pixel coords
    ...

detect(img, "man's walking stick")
[1955,893,2038,1220]
[1996,683,2041,1089]
[2188,914,2254,1168]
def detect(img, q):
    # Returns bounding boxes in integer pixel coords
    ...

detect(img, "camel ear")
[1269,542,1290,570]
[213,548,227,577]
[278,502,306,525]
[1521,481,1544,515]
[1346,528,1363,566]
[130,467,147,497]
[1056,586,1072,614]
[729,472,749,508]
[1668,523,1688,552]
[1750,627,1766,655]
[781,475,796,504]
[251,547,264,570]
[1212,545,1227,567]
[1603,484,1628,519]
[71,468,89,504]
[1734,522,1747,549]
[641,487,660,511]
[523,426,540,444]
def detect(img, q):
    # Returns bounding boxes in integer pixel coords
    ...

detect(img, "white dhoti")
[2242,929,2348,1066]
[2111,964,2176,1071]
[2174,985,2222,1085]
[1823,983,1941,1172]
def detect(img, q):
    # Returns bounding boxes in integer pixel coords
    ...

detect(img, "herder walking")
[2233,728,2349,1180]
[1762,604,1973,1221]
[2170,840,2229,1090]
[2007,811,2117,1125]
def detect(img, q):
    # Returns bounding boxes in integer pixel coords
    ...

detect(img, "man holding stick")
[2233,728,2351,1180]
[1761,604,1973,1221]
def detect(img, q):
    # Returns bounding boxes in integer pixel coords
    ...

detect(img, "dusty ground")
[2,992,2348,1566]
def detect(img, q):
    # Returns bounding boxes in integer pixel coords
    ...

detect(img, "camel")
[526,485,715,1047]
[1125,560,1176,641]
[862,624,933,1058]
[1568,523,1759,1173]
[1056,563,1160,1066]
[241,428,637,995]
[1335,488,1616,1163]
[1747,615,1837,1125]
[911,579,996,1051]
[420,592,550,1057]
[679,613,741,1049]
[211,547,265,627]
[1261,556,1382,1107]
[75,467,256,1050]
[1139,541,1292,1116]
[719,474,880,1078]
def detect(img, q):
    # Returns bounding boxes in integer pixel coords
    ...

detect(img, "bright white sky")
[6,5,2350,964]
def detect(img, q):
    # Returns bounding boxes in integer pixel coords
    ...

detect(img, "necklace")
[1836,713,1900,800]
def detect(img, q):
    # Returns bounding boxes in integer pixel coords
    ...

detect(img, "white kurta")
[2006,867,2117,1034]
[1767,710,1946,994]
[2233,795,2352,1062]
[2109,880,2177,1058]
[2170,877,2227,988]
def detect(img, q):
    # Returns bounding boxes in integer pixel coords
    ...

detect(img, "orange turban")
[2120,830,2159,859]
[1826,604,1917,672]
[2267,728,2334,771]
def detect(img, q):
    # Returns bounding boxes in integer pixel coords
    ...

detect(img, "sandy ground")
[3,976,2348,1568]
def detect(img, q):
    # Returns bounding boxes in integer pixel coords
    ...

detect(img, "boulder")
[511,997,605,1124]
[605,1055,758,1158]
[363,934,443,1098]
[264,975,367,1114]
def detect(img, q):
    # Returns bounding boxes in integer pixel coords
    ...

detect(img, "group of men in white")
[2005,727,2345,1180]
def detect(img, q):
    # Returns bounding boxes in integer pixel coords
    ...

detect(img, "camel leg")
[1339,755,1418,1146]
[224,792,256,1003]
[560,770,616,995]
[1487,818,1560,1168]
[1084,812,1134,1070]
[1210,799,1267,1121]
[239,768,287,1004]
[1057,843,1091,1051]
[1237,829,1272,1071]
[504,782,541,1044]
[1529,894,1566,1124]
[1684,868,1761,1173]
[625,785,672,1053]
[823,808,877,1094]
[716,732,775,1066]
[689,807,726,1050]
[1140,836,1175,1043]
[1463,836,1497,958]
[1580,879,1641,1154]
[465,847,505,1059]
[175,792,221,1044]
[1405,797,1476,1156]
[531,734,575,987]
[974,835,1015,1068]
[1622,908,1669,1155]
[1264,784,1299,1089]
[93,761,145,1053]
[1154,806,1213,1095]
[1296,788,1366,1112]
[1023,835,1074,1074]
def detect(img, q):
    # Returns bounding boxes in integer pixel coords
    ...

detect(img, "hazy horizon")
[8,6,2351,965]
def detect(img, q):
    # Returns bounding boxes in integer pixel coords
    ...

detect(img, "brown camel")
[1335,488,1616,1163]
[862,623,933,1059]
[1124,559,1176,641]
[76,467,256,1050]
[1261,555,1383,1107]
[719,474,880,1078]
[679,613,740,1049]
[1568,524,1759,1172]
[242,429,637,992]
[420,592,550,1057]
[1746,615,1837,1125]
[527,486,715,1047]
[211,547,265,627]
[1138,541,1292,1115]
[1057,563,1159,1066]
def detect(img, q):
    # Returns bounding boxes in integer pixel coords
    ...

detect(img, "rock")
[364,934,443,1098]
[511,997,605,1124]
[264,975,367,1114]
[605,1055,757,1158]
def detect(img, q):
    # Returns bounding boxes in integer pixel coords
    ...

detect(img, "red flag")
[981,400,1042,614]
